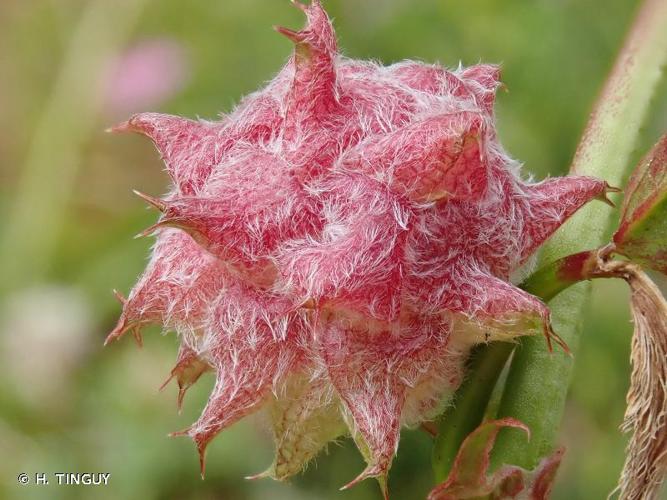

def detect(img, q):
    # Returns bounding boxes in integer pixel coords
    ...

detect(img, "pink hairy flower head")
[107,1,614,496]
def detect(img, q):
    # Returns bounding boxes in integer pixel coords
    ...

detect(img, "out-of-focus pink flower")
[106,2,613,497]
[101,38,190,118]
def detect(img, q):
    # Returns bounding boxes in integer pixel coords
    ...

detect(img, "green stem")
[491,0,667,470]
[432,342,514,482]
[519,249,601,301]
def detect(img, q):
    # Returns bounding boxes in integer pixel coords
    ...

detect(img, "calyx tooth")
[133,190,168,212]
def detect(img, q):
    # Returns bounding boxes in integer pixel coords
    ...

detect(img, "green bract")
[614,135,667,273]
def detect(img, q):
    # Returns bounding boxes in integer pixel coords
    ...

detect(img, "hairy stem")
[491,0,667,471]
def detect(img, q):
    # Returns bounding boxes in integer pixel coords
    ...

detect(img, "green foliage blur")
[0,1,665,499]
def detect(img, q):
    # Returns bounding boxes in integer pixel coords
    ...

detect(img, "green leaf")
[614,135,667,273]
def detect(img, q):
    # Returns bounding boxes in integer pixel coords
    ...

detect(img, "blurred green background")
[1,0,665,499]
